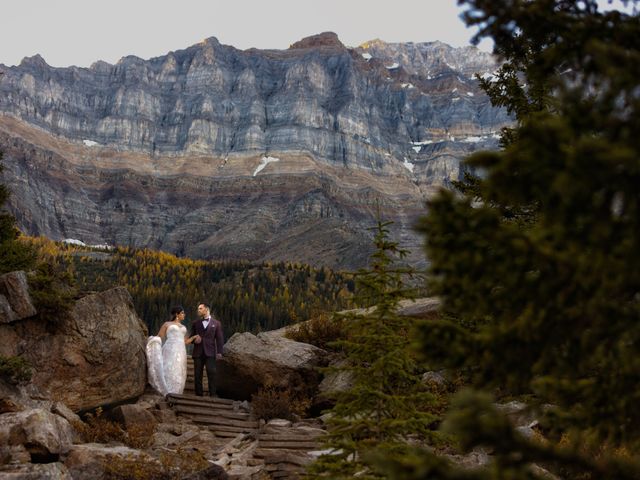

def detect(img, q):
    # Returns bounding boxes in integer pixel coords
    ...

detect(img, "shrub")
[251,381,311,421]
[0,355,32,384]
[285,313,346,351]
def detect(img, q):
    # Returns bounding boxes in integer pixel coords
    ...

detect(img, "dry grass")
[103,448,210,480]
[251,381,311,421]
[74,408,128,444]
[104,454,165,480]
[74,407,156,449]
[126,422,156,449]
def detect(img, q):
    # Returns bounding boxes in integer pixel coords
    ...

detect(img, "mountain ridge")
[0,32,509,269]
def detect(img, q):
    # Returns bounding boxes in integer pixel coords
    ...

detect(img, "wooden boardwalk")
[166,393,258,439]
[168,358,324,478]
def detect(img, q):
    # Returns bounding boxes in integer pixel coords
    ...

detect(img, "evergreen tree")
[308,216,437,479]
[385,0,640,478]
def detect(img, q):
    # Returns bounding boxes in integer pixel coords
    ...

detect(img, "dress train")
[145,324,187,395]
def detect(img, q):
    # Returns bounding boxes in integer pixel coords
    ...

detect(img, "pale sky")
[0,0,494,68]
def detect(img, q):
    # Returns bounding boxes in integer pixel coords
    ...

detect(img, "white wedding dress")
[146,323,187,396]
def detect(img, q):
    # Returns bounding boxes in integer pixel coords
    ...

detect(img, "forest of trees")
[66,245,359,336]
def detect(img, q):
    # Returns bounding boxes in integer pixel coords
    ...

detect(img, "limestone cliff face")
[0,33,508,269]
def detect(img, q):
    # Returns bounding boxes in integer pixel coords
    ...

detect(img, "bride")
[146,306,199,396]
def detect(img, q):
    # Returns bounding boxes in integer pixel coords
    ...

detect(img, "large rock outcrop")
[0,271,36,324]
[3,286,147,411]
[217,331,327,400]
[0,408,75,461]
[0,33,509,270]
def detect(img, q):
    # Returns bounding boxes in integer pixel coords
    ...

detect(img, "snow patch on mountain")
[253,156,280,176]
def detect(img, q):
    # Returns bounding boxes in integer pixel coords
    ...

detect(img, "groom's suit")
[190,316,224,396]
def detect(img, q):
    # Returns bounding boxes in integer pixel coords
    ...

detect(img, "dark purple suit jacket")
[190,317,224,358]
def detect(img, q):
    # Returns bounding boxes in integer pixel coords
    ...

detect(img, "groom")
[191,302,224,397]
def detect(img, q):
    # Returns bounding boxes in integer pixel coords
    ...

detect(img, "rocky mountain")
[0,32,509,269]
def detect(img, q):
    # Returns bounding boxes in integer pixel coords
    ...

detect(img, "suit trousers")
[193,355,217,396]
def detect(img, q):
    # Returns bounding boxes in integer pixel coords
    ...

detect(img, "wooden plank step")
[169,393,233,405]
[212,430,243,438]
[170,393,229,403]
[171,402,235,415]
[204,424,258,434]
[258,434,323,442]
[258,441,319,450]
[174,403,251,420]
[182,414,259,430]
[257,452,312,466]
[175,384,213,391]
[167,393,233,405]
[189,415,259,429]
[170,399,231,410]
[174,409,250,422]
[174,405,252,421]
[255,448,303,458]
[182,385,213,392]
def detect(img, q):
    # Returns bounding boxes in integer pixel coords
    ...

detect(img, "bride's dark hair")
[170,306,184,321]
